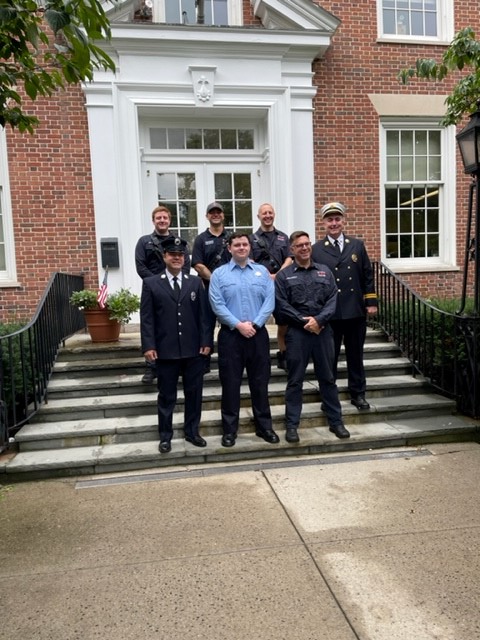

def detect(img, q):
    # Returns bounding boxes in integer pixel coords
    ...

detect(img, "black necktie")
[173,276,180,299]
[334,239,341,254]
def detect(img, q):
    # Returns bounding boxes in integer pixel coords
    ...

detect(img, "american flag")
[97,268,108,309]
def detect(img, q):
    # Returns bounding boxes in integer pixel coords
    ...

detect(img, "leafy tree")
[399,26,480,126]
[0,0,115,133]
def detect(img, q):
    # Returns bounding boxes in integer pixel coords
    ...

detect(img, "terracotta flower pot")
[83,309,121,342]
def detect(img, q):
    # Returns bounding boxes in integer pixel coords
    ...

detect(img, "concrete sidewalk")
[0,442,479,640]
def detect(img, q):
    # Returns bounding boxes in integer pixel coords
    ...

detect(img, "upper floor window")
[378,0,453,42]
[163,0,231,25]
[381,122,456,269]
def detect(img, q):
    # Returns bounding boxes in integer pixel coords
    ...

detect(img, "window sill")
[0,279,21,288]
[376,36,450,47]
[382,260,460,274]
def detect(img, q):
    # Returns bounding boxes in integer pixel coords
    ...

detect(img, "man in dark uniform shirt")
[140,236,212,454]
[311,202,377,410]
[275,230,349,443]
[250,203,292,370]
[135,204,191,384]
[191,201,230,371]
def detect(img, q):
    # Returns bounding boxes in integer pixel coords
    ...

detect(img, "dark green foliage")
[0,0,115,132]
[399,27,480,126]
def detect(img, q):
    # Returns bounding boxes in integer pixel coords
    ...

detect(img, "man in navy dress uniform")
[312,202,378,410]
[135,204,191,385]
[140,236,212,453]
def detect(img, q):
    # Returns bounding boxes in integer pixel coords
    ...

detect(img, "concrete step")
[51,340,400,377]
[4,411,476,482]
[17,391,456,450]
[45,358,413,399]
[34,374,429,423]
[3,324,471,482]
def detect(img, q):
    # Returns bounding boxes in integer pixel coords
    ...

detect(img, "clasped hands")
[302,316,322,335]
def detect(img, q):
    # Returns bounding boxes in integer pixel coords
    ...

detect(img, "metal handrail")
[0,272,86,450]
[372,261,480,418]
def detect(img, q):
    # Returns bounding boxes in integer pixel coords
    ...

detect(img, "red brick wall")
[1,2,478,323]
[2,85,98,322]
[312,0,478,299]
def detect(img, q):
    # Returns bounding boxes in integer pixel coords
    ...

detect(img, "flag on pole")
[97,267,109,309]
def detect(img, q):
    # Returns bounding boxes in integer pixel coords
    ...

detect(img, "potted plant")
[69,288,140,342]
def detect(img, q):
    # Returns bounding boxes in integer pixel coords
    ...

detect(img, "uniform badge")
[255,271,262,277]
[191,291,196,301]
[352,254,358,262]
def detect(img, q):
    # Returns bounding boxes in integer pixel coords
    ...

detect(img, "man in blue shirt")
[209,232,280,448]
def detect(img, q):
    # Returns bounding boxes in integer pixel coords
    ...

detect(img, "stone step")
[34,374,428,423]
[46,358,413,399]
[17,391,455,450]
[52,341,400,377]
[3,324,469,482]
[55,327,390,365]
[4,410,474,482]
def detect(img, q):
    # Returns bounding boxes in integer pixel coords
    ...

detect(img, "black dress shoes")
[221,434,236,447]
[185,435,207,447]
[142,368,157,384]
[285,428,299,443]
[329,424,351,439]
[255,429,280,444]
[159,440,171,453]
[351,396,370,410]
[276,350,287,371]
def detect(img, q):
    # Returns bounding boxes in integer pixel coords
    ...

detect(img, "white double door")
[141,162,263,245]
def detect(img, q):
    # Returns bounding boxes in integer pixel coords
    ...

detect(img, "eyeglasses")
[293,242,311,249]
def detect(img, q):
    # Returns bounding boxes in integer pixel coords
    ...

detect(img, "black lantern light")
[456,102,480,315]
[455,102,480,418]
[456,102,480,176]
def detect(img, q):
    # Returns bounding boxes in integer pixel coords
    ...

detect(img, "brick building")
[0,0,476,321]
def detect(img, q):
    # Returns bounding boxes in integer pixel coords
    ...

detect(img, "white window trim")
[153,0,242,26]
[376,0,453,45]
[380,118,457,273]
[0,129,18,287]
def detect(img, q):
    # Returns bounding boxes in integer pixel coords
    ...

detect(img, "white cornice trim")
[251,0,340,31]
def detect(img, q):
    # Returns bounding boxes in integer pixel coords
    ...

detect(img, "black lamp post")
[456,102,480,315]
[455,103,480,417]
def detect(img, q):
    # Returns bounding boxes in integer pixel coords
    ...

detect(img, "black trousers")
[217,326,272,436]
[155,356,205,442]
[330,317,367,398]
[285,325,343,429]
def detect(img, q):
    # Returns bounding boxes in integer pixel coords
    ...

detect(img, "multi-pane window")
[214,173,253,235]
[382,0,437,37]
[384,129,442,260]
[150,127,254,150]
[165,0,228,25]
[157,172,198,246]
[155,171,253,245]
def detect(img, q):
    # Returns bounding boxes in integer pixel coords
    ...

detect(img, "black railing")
[0,272,86,450]
[372,261,480,418]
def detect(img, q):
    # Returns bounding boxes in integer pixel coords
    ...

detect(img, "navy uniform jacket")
[275,262,338,329]
[191,228,230,283]
[140,271,212,359]
[135,232,191,279]
[311,236,377,320]
[250,227,291,274]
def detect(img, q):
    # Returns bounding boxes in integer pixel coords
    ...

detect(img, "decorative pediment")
[251,0,340,31]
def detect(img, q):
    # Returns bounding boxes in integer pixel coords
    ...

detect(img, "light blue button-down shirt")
[209,259,274,330]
